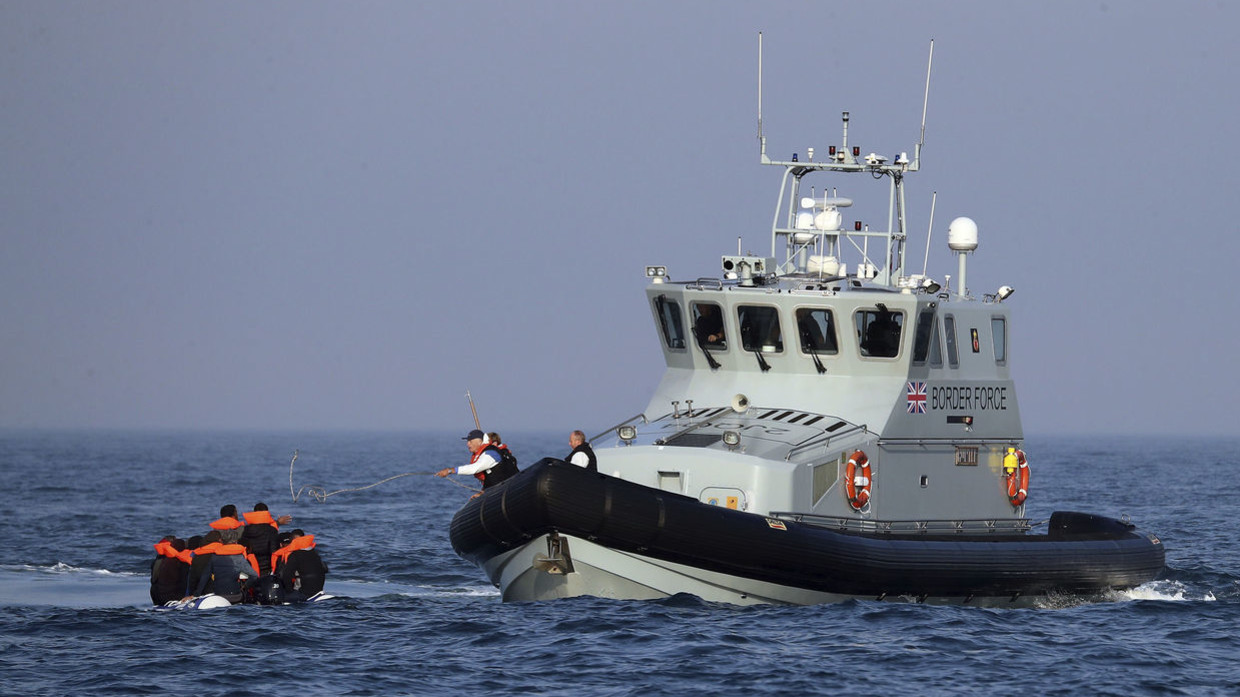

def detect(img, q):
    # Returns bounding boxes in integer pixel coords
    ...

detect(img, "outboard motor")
[244,574,286,605]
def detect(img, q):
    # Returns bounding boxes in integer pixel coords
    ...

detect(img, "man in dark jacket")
[149,536,189,605]
[184,532,218,600]
[239,502,282,575]
[274,529,329,600]
[194,529,258,603]
[567,430,598,472]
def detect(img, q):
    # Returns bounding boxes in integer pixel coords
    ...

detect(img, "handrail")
[784,423,867,461]
[688,278,724,291]
[653,412,717,445]
[770,512,1033,535]
[590,412,648,444]
[878,437,1021,447]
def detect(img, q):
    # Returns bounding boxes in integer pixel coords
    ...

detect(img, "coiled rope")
[288,449,479,503]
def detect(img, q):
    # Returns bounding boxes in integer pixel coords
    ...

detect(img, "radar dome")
[947,217,978,252]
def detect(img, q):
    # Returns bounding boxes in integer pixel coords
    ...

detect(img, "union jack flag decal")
[906,381,927,414]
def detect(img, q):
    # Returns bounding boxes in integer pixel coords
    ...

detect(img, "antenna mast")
[758,32,767,161]
[914,39,934,170]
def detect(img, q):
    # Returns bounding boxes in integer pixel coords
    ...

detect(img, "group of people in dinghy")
[149,503,328,606]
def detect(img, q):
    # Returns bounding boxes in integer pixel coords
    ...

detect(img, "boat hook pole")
[466,389,481,430]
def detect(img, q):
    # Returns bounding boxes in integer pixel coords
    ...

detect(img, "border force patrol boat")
[448,40,1165,606]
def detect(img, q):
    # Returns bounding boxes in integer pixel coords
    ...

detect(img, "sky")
[2,1,1237,437]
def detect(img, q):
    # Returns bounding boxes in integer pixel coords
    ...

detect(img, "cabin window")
[944,315,959,368]
[737,305,783,353]
[911,310,939,365]
[855,306,904,358]
[691,302,727,349]
[653,295,686,350]
[928,317,943,367]
[992,316,1007,364]
[796,308,839,354]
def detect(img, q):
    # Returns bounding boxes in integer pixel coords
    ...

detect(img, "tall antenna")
[758,31,766,161]
[914,39,934,169]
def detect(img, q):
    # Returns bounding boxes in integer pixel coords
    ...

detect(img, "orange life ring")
[1005,449,1029,507]
[844,450,872,511]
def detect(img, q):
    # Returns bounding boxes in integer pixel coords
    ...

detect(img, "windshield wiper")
[692,322,722,370]
[751,348,771,372]
[800,330,827,374]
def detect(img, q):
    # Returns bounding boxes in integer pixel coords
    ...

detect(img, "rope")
[287,449,480,503]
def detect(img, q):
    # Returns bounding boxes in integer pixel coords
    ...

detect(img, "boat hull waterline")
[450,459,1165,606]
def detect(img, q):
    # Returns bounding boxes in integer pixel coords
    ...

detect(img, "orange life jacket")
[193,541,222,556]
[214,543,260,575]
[242,510,279,530]
[208,516,245,530]
[271,534,316,571]
[153,540,188,564]
[469,444,510,483]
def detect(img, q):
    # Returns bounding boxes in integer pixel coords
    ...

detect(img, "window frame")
[944,314,959,368]
[911,309,940,366]
[690,301,728,351]
[736,304,785,354]
[795,307,840,356]
[991,315,1007,365]
[653,294,688,351]
[854,307,906,359]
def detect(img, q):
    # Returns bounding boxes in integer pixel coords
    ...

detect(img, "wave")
[0,562,141,578]
[1119,579,1218,602]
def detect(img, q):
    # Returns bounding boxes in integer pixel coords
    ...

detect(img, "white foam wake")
[1117,579,1215,602]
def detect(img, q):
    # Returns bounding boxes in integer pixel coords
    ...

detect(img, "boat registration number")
[954,446,979,466]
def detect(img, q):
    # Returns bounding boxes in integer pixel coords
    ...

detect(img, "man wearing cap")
[435,429,519,489]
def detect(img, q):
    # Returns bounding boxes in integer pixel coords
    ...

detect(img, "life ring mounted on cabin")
[1005,449,1030,507]
[844,450,872,511]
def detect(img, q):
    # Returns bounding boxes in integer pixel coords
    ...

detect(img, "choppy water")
[0,431,1236,696]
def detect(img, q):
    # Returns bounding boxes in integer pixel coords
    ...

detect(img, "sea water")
[0,431,1236,696]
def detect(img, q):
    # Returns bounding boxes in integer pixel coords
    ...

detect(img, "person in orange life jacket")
[486,433,520,480]
[150,536,190,606]
[240,502,284,575]
[183,532,219,600]
[435,429,519,489]
[194,528,260,602]
[272,529,328,600]
[209,502,292,530]
[208,504,245,532]
[567,430,598,472]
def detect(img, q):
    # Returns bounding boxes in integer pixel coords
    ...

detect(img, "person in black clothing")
[567,430,597,472]
[184,532,218,601]
[862,304,902,358]
[194,528,256,603]
[693,303,726,347]
[149,536,189,605]
[239,502,281,575]
[275,529,329,601]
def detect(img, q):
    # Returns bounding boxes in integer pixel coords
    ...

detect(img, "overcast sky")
[2,1,1236,437]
